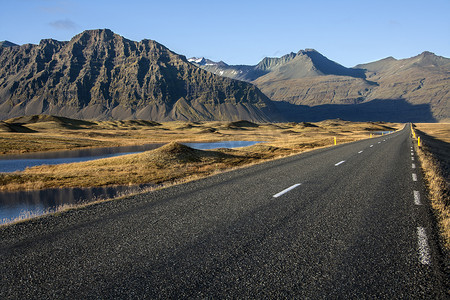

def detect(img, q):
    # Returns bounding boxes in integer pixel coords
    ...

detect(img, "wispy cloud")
[388,20,401,27]
[39,0,75,14]
[49,19,77,30]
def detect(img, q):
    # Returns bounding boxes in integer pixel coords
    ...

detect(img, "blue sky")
[1,0,449,67]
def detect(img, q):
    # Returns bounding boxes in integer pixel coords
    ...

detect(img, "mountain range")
[0,29,448,123]
[190,50,450,122]
[0,29,281,122]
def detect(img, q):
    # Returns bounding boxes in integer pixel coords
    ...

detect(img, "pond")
[183,141,261,150]
[0,184,153,224]
[0,141,261,173]
[0,143,164,173]
[0,141,262,224]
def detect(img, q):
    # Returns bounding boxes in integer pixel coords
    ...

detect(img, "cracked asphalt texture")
[1,125,447,298]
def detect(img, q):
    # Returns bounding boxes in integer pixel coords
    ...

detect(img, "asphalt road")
[1,124,447,298]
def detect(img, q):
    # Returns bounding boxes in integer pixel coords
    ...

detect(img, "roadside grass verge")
[413,124,450,251]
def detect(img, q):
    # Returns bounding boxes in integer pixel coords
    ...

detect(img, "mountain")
[355,51,450,74]
[189,57,263,82]
[190,49,365,82]
[352,52,450,121]
[194,50,449,122]
[0,29,283,122]
[0,41,18,48]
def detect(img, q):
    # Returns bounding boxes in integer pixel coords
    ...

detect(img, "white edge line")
[273,183,301,198]
[414,190,421,205]
[417,227,431,265]
[335,160,345,166]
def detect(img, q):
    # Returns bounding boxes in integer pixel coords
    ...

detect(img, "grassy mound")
[0,122,36,133]
[7,115,95,126]
[226,120,260,128]
[0,143,243,190]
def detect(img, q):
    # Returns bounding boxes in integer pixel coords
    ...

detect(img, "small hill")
[0,121,36,133]
[226,120,259,128]
[5,115,96,129]
[126,142,234,165]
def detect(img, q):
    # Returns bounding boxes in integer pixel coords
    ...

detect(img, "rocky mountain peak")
[419,51,435,57]
[0,41,19,47]
[0,29,282,122]
[188,57,226,66]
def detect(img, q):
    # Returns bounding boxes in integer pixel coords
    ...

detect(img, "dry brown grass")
[0,117,399,155]
[413,123,450,250]
[0,118,400,192]
[0,142,294,191]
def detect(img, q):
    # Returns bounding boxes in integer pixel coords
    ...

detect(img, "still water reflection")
[0,143,164,173]
[0,184,153,224]
[183,141,260,150]
[0,141,262,224]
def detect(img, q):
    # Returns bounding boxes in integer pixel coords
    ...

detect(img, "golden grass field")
[413,123,450,250]
[0,116,399,191]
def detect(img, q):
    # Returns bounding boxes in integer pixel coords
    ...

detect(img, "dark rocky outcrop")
[0,29,283,122]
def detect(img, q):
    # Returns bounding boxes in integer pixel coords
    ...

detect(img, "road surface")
[1,124,447,298]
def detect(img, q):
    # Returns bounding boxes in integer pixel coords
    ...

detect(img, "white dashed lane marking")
[412,173,418,181]
[417,227,431,265]
[335,161,345,166]
[273,184,301,198]
[414,191,421,205]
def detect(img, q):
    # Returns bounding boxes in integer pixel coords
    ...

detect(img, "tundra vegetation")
[0,115,399,192]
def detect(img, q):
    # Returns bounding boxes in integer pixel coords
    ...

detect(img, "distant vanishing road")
[1,124,447,298]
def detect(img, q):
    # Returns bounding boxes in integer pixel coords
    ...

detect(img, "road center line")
[335,160,345,166]
[412,163,416,169]
[273,183,301,198]
[412,173,417,181]
[417,227,431,265]
[414,190,421,205]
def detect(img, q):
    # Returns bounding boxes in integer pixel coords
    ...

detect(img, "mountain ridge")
[190,49,366,82]
[192,50,449,121]
[0,29,283,122]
